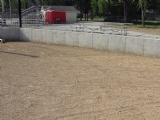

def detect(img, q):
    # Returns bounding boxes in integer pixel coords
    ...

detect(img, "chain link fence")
[0,6,45,28]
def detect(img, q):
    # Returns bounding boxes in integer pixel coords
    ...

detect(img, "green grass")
[92,17,105,21]
[133,25,158,29]
[109,20,160,29]
[78,17,105,22]
[78,17,160,29]
[129,20,160,29]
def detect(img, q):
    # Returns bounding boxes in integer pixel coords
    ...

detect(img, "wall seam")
[31,29,32,41]
[78,32,79,47]
[18,28,20,41]
[52,30,54,44]
[92,33,93,48]
[9,28,11,40]
[143,37,144,56]
[124,36,126,54]
[64,31,66,45]
[108,35,110,51]
[40,29,42,43]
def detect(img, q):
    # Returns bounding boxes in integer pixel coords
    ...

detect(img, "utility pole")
[18,0,22,27]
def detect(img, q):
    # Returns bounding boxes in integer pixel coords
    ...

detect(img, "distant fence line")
[1,8,25,18]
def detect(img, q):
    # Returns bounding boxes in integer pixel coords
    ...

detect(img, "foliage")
[91,0,98,14]
[1,0,160,25]
[137,0,147,13]
[98,0,107,14]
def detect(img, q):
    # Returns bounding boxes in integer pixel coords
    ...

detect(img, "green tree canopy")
[98,0,107,14]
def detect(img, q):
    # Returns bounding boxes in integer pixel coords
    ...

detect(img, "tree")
[63,0,75,6]
[74,0,91,21]
[9,0,11,18]
[112,0,134,22]
[98,0,107,14]
[121,0,135,23]
[74,0,85,20]
[138,0,147,26]
[123,0,128,22]
[84,0,90,20]
[91,0,98,20]
[91,0,98,14]
[147,0,160,12]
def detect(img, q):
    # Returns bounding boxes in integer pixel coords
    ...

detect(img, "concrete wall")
[92,34,109,50]
[53,30,66,45]
[0,28,10,40]
[0,27,160,58]
[31,29,42,42]
[79,33,93,48]
[144,38,160,57]
[125,36,144,56]
[109,35,126,53]
[0,27,19,41]
[41,29,53,43]
[19,28,32,41]
[65,31,79,47]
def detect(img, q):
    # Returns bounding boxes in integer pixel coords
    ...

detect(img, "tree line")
[1,0,160,26]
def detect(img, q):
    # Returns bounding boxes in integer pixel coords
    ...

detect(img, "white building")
[41,6,79,23]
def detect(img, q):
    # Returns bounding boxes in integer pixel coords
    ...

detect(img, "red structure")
[45,10,66,23]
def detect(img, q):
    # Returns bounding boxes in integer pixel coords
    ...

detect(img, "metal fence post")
[18,0,22,27]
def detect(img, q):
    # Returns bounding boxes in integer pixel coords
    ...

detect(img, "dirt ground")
[128,27,160,36]
[1,41,160,120]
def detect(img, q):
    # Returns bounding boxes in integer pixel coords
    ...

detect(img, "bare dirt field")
[1,41,160,120]
[128,27,160,36]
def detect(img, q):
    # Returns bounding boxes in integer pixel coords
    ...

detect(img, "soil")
[129,27,160,36]
[1,41,160,120]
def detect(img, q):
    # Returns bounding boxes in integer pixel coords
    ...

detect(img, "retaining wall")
[0,27,19,41]
[0,27,160,58]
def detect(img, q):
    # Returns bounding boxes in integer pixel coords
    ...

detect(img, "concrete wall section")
[109,35,126,53]
[65,32,79,47]
[53,30,66,45]
[9,28,20,41]
[144,39,160,57]
[0,28,20,41]
[125,37,144,56]
[79,32,93,49]
[93,34,109,51]
[2,27,160,58]
[31,29,42,42]
[41,29,53,44]
[0,28,10,40]
[19,28,32,41]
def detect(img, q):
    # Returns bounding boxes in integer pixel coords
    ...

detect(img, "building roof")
[42,6,79,12]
